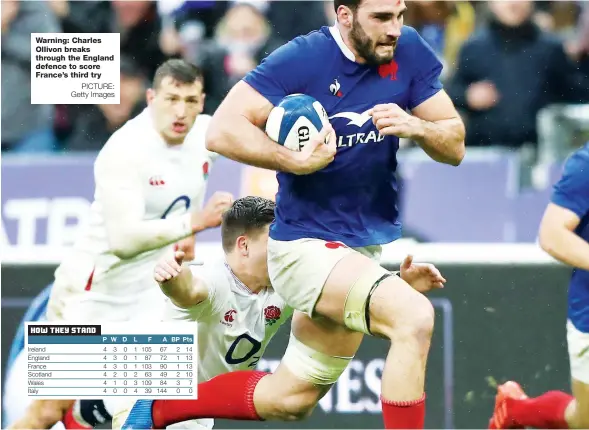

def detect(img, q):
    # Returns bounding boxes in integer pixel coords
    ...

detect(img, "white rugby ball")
[265,94,329,152]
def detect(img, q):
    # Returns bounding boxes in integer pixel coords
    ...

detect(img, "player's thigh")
[267,238,379,317]
[291,310,363,358]
[3,348,32,426]
[567,321,589,426]
[268,237,432,337]
[256,313,361,419]
[255,353,331,420]
[282,312,363,390]
[267,238,349,317]
[317,251,434,338]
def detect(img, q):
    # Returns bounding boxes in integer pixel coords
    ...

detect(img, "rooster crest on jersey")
[265,94,329,152]
[329,79,342,97]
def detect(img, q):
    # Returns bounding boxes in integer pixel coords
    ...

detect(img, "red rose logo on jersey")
[202,162,209,179]
[264,306,281,326]
[224,309,237,323]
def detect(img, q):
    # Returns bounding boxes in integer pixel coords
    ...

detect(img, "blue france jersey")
[243,25,443,247]
[550,142,589,333]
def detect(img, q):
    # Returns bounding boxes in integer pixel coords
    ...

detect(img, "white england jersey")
[111,260,293,430]
[164,259,293,382]
[47,109,218,323]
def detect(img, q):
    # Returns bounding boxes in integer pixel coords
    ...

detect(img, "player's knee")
[371,282,435,346]
[397,298,435,345]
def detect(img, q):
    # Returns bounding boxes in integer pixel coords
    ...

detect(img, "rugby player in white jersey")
[112,196,293,429]
[3,58,233,430]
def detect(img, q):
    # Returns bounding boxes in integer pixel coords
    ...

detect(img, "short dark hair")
[334,0,362,12]
[152,59,203,89]
[221,196,276,252]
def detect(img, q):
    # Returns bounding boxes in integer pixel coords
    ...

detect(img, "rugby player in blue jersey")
[489,142,589,430]
[122,0,464,428]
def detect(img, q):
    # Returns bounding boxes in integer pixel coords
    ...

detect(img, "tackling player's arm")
[155,251,209,309]
[97,143,229,259]
[538,151,589,271]
[206,40,335,175]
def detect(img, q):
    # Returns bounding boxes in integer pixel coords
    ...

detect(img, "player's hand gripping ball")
[266,94,330,152]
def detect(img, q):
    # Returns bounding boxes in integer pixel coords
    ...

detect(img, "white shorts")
[567,320,589,385]
[267,238,383,316]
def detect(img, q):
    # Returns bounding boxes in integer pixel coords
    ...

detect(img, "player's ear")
[236,236,248,256]
[337,5,354,28]
[146,88,156,105]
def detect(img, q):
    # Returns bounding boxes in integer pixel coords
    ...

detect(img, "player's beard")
[350,19,397,66]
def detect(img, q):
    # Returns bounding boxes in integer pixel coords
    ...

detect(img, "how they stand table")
[25,322,198,399]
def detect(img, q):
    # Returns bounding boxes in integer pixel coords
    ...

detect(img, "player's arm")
[206,81,305,173]
[538,152,589,270]
[410,90,466,166]
[407,30,466,166]
[155,251,209,309]
[96,144,216,260]
[539,203,589,271]
[371,89,465,166]
[372,29,465,166]
[206,40,334,175]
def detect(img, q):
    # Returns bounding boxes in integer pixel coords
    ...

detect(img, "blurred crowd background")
[2,0,589,244]
[2,0,588,154]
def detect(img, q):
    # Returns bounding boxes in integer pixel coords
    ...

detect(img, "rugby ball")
[265,94,329,152]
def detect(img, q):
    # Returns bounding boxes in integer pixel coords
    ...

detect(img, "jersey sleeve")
[95,135,193,258]
[551,149,589,219]
[407,28,444,110]
[166,264,228,321]
[242,37,310,106]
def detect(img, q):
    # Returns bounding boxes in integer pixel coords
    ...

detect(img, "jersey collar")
[329,21,356,62]
[224,261,257,295]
